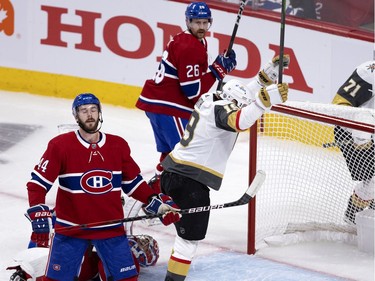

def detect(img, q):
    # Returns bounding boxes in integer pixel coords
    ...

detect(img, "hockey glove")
[25,204,52,248]
[257,54,290,86]
[209,49,237,80]
[144,193,181,226]
[256,83,289,109]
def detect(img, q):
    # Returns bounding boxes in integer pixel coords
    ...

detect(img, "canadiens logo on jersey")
[80,170,113,194]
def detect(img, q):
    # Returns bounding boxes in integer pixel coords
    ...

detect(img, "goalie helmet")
[219,79,252,108]
[72,93,101,117]
[128,235,159,267]
[185,2,212,23]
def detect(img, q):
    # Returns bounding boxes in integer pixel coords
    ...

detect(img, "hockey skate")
[344,194,365,225]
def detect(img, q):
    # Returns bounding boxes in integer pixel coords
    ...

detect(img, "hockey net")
[248,101,374,252]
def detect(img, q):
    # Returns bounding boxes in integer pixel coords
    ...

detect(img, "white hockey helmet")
[128,235,159,267]
[219,79,252,108]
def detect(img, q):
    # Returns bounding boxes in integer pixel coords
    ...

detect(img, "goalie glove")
[257,54,290,86]
[144,193,181,225]
[256,83,289,109]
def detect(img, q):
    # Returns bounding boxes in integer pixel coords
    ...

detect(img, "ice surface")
[0,91,373,281]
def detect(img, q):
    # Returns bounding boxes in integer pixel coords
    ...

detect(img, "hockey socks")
[165,255,191,281]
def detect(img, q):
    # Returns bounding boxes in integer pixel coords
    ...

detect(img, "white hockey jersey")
[333,60,374,109]
[162,91,264,190]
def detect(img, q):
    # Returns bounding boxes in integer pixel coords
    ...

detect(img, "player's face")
[187,18,210,40]
[76,104,100,133]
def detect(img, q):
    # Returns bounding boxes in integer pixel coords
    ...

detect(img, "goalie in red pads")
[8,234,159,281]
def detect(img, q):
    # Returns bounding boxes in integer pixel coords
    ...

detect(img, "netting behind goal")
[248,101,374,252]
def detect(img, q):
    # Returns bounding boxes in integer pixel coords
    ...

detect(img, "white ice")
[0,91,373,281]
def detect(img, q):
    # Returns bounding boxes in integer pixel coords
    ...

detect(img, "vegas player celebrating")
[136,2,237,191]
[332,60,375,225]
[25,93,180,281]
[160,56,289,281]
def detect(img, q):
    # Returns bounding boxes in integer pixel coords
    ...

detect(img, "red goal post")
[247,101,375,254]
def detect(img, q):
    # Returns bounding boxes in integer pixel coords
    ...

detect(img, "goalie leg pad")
[7,247,49,280]
[78,246,100,281]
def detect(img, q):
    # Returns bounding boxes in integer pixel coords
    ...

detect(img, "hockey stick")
[322,141,347,148]
[278,0,287,83]
[216,0,247,91]
[58,170,266,233]
[323,140,362,148]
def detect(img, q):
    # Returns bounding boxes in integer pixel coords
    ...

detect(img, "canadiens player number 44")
[58,170,266,232]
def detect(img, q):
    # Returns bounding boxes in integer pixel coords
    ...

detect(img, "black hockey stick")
[278,0,287,83]
[59,170,266,232]
[322,141,352,148]
[216,0,247,91]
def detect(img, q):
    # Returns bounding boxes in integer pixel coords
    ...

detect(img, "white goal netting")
[253,101,374,249]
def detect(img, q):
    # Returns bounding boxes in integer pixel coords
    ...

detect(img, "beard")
[78,118,100,134]
[193,29,206,40]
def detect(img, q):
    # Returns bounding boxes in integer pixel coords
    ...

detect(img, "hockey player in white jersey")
[160,55,289,281]
[332,60,375,225]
